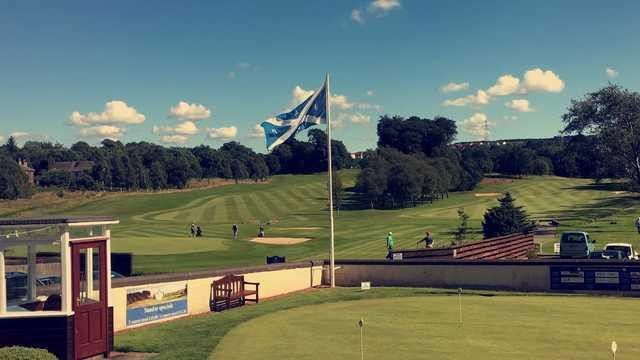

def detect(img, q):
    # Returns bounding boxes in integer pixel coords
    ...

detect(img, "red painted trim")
[71,239,108,360]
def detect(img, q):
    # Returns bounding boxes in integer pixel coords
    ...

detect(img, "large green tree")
[482,192,535,238]
[562,84,640,186]
[0,155,32,199]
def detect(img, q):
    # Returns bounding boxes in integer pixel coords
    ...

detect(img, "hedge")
[0,346,57,360]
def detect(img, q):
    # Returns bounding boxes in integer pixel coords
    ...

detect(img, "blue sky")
[1,0,639,152]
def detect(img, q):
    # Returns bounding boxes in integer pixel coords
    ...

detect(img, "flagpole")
[326,73,336,288]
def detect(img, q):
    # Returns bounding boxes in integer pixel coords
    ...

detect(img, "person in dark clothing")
[417,231,434,248]
[258,223,265,237]
[196,225,203,237]
[190,223,196,237]
[232,224,239,239]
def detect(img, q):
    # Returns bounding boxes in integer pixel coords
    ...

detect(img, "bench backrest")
[212,274,245,297]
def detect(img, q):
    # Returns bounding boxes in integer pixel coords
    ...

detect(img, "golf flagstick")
[458,288,463,326]
[358,319,365,360]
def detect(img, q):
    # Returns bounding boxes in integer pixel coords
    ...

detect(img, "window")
[4,243,62,312]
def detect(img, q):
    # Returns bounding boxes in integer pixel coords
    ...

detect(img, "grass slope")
[8,171,640,273]
[115,288,640,360]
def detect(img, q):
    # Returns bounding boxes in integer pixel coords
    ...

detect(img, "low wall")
[327,259,640,293]
[110,261,323,332]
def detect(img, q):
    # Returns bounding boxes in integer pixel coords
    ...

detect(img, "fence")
[390,233,535,260]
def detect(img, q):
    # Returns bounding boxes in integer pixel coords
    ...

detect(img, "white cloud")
[606,67,619,78]
[152,125,172,134]
[349,113,370,124]
[69,100,146,126]
[0,135,4,143]
[461,113,492,140]
[153,121,198,145]
[351,9,364,24]
[503,115,518,121]
[160,135,188,144]
[505,99,534,112]
[169,101,211,120]
[442,90,490,107]
[522,68,565,93]
[368,0,401,13]
[206,126,238,140]
[334,114,348,129]
[9,132,30,140]
[78,125,125,140]
[236,62,252,70]
[487,74,520,96]
[357,103,382,112]
[366,90,374,96]
[331,94,354,110]
[291,85,354,110]
[291,85,315,104]
[173,121,199,135]
[248,124,265,138]
[226,71,236,80]
[440,82,470,93]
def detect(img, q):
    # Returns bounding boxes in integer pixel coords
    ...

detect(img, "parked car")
[38,275,61,286]
[589,250,625,260]
[5,272,27,301]
[603,243,639,260]
[560,231,595,258]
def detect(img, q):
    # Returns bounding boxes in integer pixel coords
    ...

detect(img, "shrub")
[0,346,57,360]
[482,192,535,238]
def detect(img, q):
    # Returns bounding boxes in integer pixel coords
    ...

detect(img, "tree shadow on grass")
[541,195,640,221]
[563,181,628,192]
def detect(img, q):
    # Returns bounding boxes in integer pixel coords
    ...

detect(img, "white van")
[559,231,595,258]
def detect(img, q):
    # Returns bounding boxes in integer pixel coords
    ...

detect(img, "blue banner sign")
[550,266,640,291]
[126,282,188,327]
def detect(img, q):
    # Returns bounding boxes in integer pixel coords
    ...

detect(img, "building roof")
[0,216,117,227]
[50,160,94,173]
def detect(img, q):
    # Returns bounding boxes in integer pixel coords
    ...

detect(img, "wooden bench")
[210,274,259,312]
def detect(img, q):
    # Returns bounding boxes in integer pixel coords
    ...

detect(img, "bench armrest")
[244,281,260,286]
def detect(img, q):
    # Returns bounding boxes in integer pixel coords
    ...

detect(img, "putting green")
[211,295,640,359]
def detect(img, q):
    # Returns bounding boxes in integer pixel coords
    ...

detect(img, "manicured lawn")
[4,171,639,273]
[115,288,640,359]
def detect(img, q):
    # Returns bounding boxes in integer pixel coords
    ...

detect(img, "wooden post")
[0,248,6,313]
[27,245,37,300]
[105,229,112,307]
[60,227,72,313]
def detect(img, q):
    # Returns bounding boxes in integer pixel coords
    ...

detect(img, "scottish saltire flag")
[261,79,327,151]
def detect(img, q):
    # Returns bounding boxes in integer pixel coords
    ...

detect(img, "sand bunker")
[250,237,311,245]
[613,191,628,195]
[474,192,502,197]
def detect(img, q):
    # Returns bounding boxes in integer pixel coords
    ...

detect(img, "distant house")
[350,151,367,160]
[17,159,35,185]
[49,161,95,175]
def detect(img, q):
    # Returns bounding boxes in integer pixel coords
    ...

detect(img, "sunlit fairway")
[115,288,640,360]
[9,170,640,273]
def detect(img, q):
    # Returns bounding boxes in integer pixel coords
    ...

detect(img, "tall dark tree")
[330,169,344,211]
[149,161,167,190]
[0,155,32,199]
[4,136,19,159]
[482,192,535,238]
[562,84,640,186]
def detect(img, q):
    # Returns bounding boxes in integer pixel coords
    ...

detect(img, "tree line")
[460,84,640,186]
[0,129,353,199]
